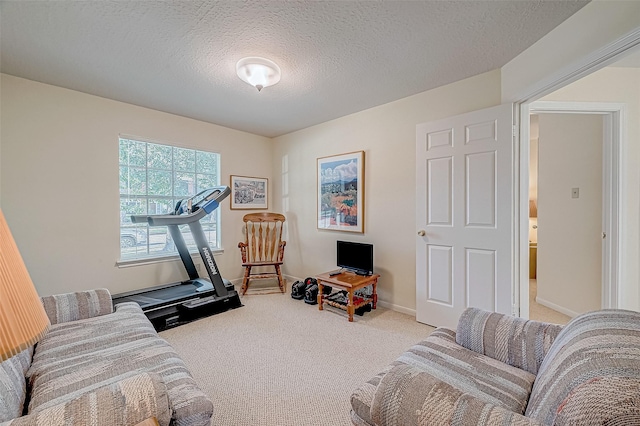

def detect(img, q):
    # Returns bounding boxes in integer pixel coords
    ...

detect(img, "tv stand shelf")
[315,271,379,322]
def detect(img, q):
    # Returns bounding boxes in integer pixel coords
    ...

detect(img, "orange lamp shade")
[0,209,50,361]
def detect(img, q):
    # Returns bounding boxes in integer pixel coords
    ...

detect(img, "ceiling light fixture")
[236,57,281,92]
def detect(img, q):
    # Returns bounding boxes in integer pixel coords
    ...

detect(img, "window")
[119,137,221,261]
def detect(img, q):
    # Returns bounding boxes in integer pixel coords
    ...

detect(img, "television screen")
[337,241,373,275]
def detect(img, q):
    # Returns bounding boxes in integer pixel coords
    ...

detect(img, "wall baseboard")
[377,300,416,317]
[535,296,579,318]
[229,275,416,317]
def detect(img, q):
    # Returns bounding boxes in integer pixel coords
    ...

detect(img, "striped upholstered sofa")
[0,289,213,426]
[351,308,640,425]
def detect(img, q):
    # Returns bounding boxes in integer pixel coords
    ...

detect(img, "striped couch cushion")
[350,328,457,425]
[456,307,564,375]
[371,364,544,426]
[26,302,213,426]
[525,309,640,425]
[351,327,536,424]
[5,372,171,426]
[394,331,536,414]
[0,348,32,422]
[41,288,113,325]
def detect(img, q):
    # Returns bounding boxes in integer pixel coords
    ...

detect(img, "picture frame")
[230,175,268,210]
[317,151,364,233]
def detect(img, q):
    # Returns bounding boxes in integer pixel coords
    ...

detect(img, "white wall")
[536,114,603,316]
[540,67,640,311]
[272,70,502,314]
[501,0,640,102]
[1,74,273,297]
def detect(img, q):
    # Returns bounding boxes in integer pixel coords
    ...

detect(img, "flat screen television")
[337,241,373,275]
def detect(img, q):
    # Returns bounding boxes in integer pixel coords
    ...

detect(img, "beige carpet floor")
[160,285,434,426]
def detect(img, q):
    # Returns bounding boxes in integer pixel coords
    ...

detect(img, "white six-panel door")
[416,104,513,328]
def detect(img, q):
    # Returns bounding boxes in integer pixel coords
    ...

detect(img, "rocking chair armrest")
[238,242,248,263]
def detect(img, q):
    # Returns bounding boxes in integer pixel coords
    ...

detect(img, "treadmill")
[112,186,242,330]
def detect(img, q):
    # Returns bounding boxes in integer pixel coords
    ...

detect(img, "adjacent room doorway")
[522,102,623,321]
[527,108,620,323]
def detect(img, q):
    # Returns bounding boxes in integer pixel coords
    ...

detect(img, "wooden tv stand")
[316,271,379,322]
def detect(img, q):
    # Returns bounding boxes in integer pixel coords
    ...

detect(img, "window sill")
[116,248,224,268]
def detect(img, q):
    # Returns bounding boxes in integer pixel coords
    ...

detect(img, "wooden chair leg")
[275,264,285,293]
[241,266,251,295]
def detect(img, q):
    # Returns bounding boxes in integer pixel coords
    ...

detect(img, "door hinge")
[512,125,517,138]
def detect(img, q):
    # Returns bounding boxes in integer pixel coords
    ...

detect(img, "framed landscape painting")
[230,175,268,209]
[317,151,364,233]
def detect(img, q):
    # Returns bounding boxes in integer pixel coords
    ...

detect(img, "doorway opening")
[527,109,618,324]
[520,101,624,322]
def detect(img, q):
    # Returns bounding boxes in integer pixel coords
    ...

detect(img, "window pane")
[120,166,146,195]
[200,214,218,249]
[120,198,146,225]
[128,140,147,167]
[196,173,217,193]
[174,147,195,172]
[148,198,175,215]
[196,151,218,174]
[148,170,172,196]
[118,137,220,261]
[119,139,129,165]
[174,172,196,197]
[148,143,172,170]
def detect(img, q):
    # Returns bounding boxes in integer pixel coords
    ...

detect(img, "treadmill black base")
[146,291,242,331]
[113,282,242,332]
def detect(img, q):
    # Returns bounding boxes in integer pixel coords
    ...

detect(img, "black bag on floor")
[291,280,306,300]
[298,277,332,305]
[304,283,318,305]
[303,278,318,304]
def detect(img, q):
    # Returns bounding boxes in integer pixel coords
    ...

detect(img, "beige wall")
[501,0,640,102]
[536,114,603,316]
[0,74,272,297]
[272,70,502,314]
[540,67,640,311]
[2,70,501,312]
[3,1,637,314]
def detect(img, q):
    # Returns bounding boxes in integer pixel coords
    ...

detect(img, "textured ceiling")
[0,1,588,138]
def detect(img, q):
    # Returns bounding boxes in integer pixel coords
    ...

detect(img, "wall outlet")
[571,187,579,199]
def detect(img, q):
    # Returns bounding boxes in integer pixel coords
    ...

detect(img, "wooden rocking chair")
[238,212,286,295]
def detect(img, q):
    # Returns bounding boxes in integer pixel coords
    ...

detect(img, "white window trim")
[118,134,222,263]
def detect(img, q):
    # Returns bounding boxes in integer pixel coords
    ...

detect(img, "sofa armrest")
[429,326,456,342]
[41,288,113,325]
[1,372,171,426]
[370,364,543,426]
[455,308,563,375]
[114,301,145,315]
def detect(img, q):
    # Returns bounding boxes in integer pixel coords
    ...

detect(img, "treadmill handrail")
[131,186,230,227]
[131,206,208,226]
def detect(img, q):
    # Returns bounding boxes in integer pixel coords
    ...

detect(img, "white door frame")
[519,102,625,317]
[511,27,640,318]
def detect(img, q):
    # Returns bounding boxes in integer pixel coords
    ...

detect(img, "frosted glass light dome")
[236,57,281,92]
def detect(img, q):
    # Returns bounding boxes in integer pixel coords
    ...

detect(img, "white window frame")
[118,136,222,264]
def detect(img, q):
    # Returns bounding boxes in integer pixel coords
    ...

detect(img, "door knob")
[417,230,426,236]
